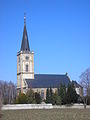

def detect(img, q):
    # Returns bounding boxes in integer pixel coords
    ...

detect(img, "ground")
[1,109,90,120]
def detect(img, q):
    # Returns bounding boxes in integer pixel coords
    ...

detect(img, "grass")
[1,109,90,120]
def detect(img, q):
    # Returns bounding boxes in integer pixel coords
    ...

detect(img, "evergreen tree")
[52,90,61,105]
[65,83,78,104]
[46,88,50,103]
[50,87,53,103]
[35,92,41,104]
[56,96,62,105]
[16,93,27,104]
[59,84,66,104]
[26,89,36,104]
[52,91,57,105]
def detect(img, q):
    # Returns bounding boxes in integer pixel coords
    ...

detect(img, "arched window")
[41,90,44,99]
[18,57,20,63]
[26,64,28,72]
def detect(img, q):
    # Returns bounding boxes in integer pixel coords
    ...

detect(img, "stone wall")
[2,104,53,110]
[2,104,90,110]
[53,104,90,109]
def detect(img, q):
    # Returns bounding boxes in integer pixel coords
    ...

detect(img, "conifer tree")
[52,90,61,105]
[16,93,27,104]
[35,92,41,104]
[59,84,66,104]
[65,83,78,104]
[26,89,36,104]
[50,87,53,103]
[46,88,50,103]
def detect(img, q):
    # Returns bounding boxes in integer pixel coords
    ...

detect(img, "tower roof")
[21,15,30,51]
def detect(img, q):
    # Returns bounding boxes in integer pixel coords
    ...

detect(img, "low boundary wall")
[2,104,90,110]
[53,104,90,109]
[2,104,53,110]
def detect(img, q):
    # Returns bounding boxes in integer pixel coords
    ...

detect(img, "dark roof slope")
[21,17,30,51]
[26,74,71,88]
[72,80,83,88]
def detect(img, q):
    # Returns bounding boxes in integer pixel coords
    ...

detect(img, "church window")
[19,57,20,63]
[26,64,28,72]
[41,90,44,99]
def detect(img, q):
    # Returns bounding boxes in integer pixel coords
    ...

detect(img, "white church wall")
[23,73,33,79]
[75,88,80,95]
[17,75,21,88]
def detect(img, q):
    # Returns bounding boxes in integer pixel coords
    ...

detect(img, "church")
[17,16,83,99]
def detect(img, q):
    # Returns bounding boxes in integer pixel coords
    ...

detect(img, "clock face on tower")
[26,56,29,60]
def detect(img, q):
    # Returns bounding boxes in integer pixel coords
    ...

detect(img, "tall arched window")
[26,64,28,72]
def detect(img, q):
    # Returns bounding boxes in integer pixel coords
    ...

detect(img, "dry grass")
[1,109,90,120]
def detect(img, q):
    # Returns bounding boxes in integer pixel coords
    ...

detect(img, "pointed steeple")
[21,14,30,51]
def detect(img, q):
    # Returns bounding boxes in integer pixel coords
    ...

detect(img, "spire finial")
[24,13,26,25]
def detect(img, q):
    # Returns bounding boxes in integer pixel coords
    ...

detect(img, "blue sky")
[0,0,90,84]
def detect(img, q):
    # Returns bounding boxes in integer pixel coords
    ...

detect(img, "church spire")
[21,14,30,51]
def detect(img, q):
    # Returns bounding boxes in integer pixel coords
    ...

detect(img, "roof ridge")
[34,74,66,76]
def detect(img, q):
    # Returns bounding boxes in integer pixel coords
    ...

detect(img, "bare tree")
[0,95,2,118]
[0,82,3,117]
[0,80,16,104]
[8,81,16,104]
[80,68,90,96]
[80,68,90,108]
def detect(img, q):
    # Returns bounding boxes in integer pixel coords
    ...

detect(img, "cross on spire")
[24,13,26,25]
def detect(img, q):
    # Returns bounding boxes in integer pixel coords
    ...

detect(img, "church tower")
[17,15,34,93]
